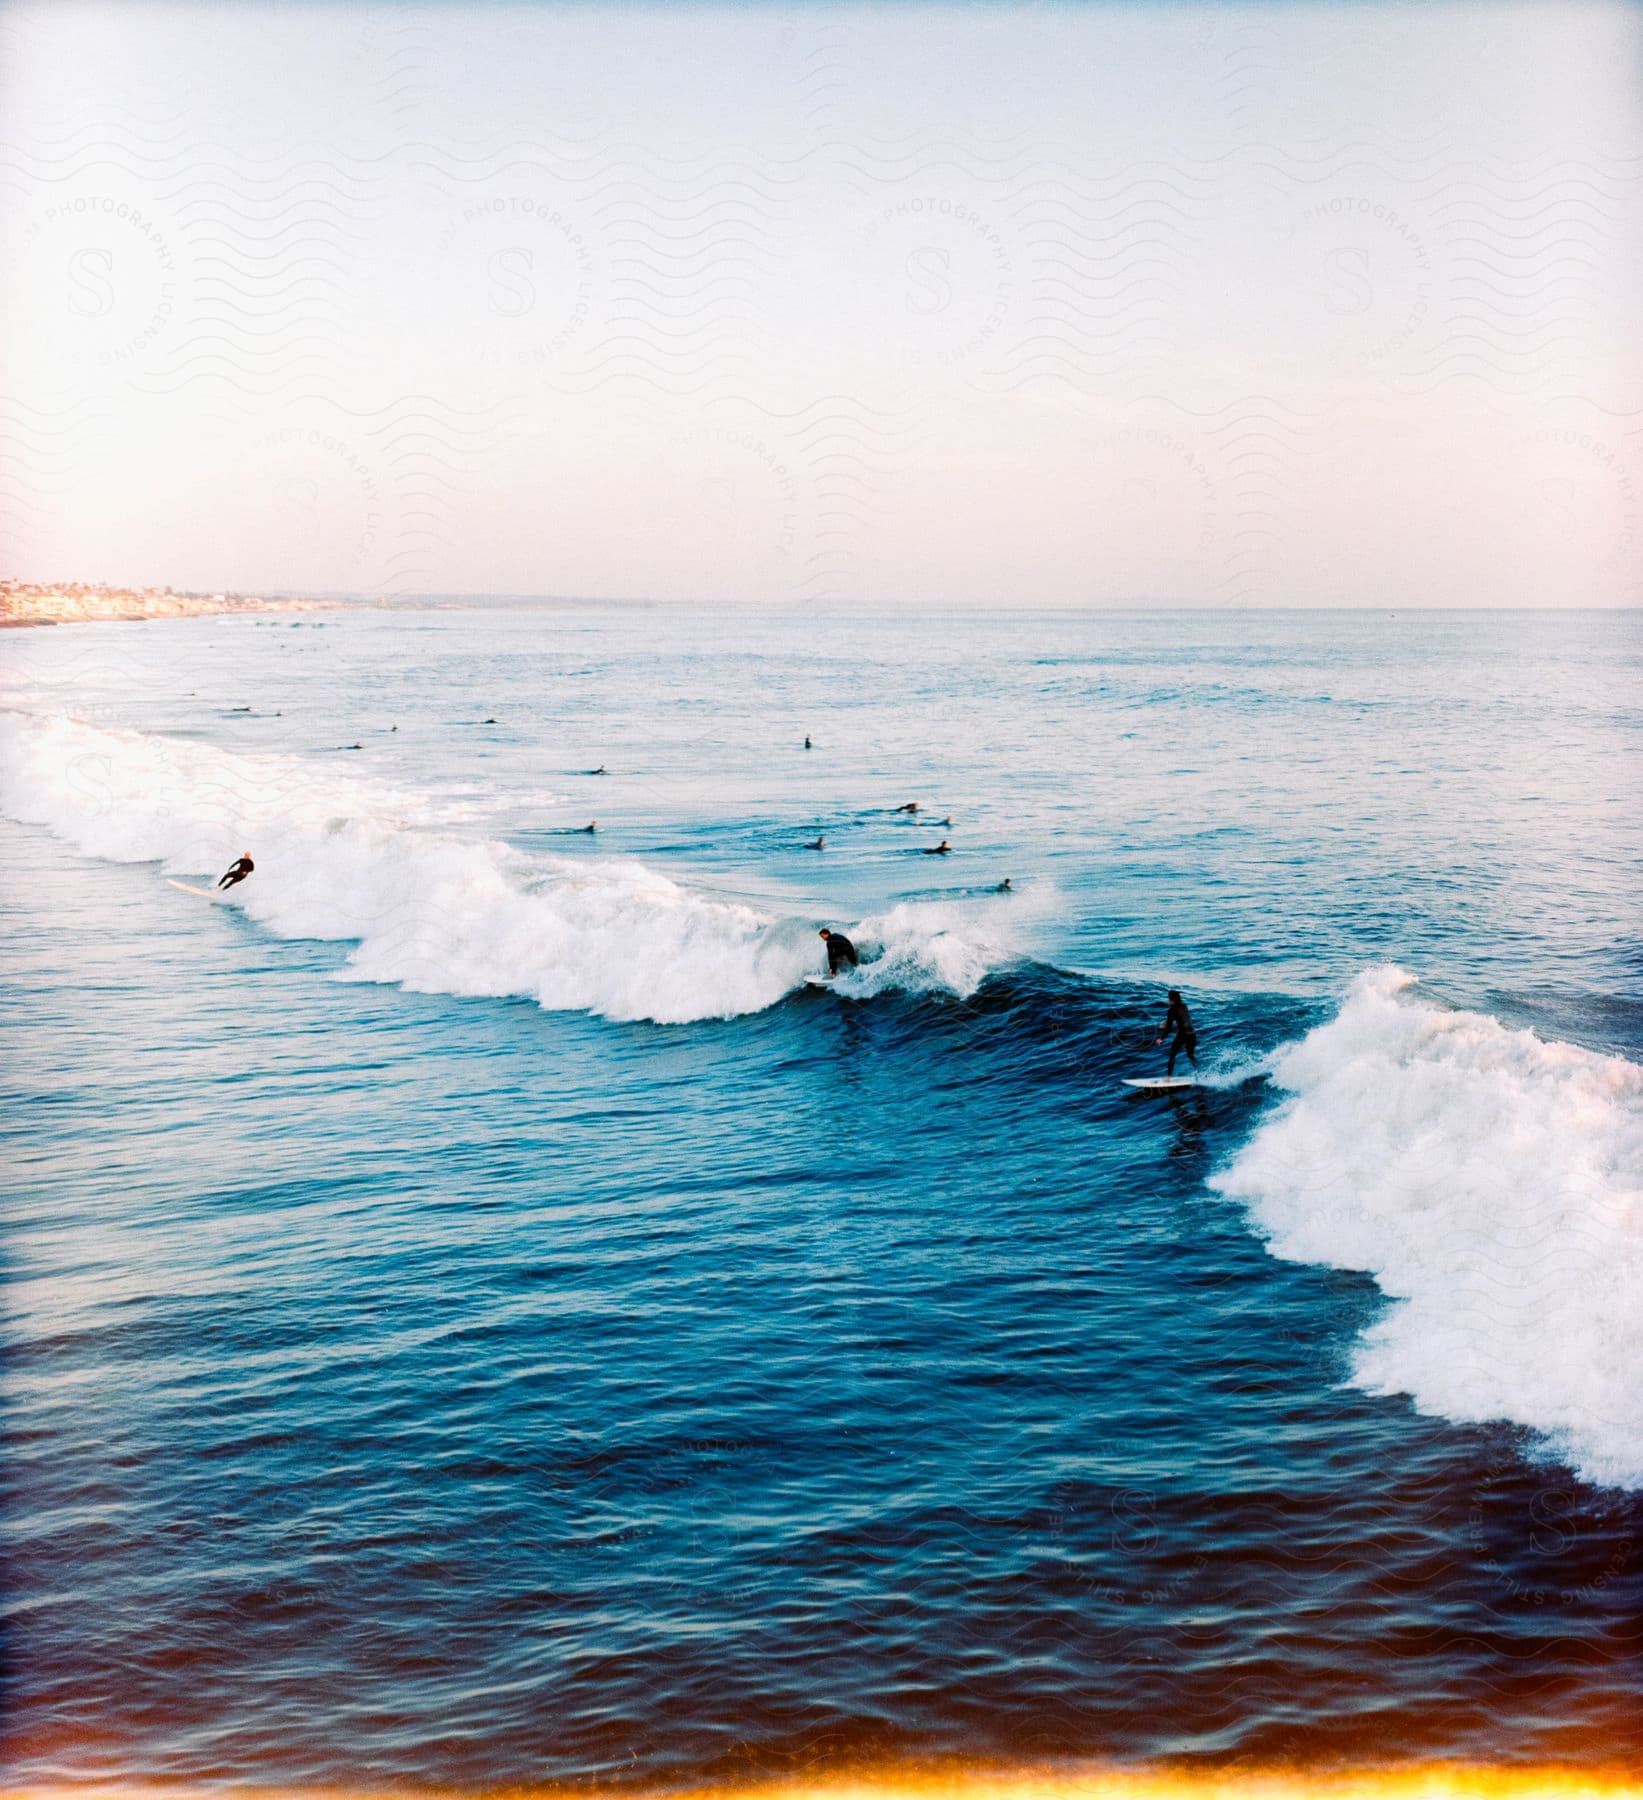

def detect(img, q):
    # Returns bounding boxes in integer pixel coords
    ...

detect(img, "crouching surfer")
[218,852,255,891]
[818,927,859,976]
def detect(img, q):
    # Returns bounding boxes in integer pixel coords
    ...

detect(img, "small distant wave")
[0,713,1022,1026]
[1212,965,1643,1489]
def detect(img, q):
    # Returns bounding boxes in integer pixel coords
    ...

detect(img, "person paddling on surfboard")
[819,927,859,976]
[217,852,254,891]
[1154,988,1198,1076]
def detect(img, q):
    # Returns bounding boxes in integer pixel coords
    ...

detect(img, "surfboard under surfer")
[217,853,254,891]
[1154,988,1198,1076]
[819,927,859,975]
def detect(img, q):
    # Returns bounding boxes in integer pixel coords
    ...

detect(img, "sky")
[1,0,1640,607]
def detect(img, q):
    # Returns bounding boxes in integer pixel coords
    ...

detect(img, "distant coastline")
[1,580,343,629]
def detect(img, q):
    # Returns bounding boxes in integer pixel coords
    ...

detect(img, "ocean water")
[1,604,1639,1788]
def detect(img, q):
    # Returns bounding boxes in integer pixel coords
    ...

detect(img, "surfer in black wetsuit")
[1154,988,1199,1076]
[218,852,254,890]
[819,928,859,975]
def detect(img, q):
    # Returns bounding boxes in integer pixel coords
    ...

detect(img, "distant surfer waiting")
[217,852,254,891]
[819,927,859,975]
[1154,988,1198,1076]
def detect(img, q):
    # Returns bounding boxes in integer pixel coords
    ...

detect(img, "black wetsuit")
[1161,994,1198,1074]
[825,932,860,975]
[218,856,254,890]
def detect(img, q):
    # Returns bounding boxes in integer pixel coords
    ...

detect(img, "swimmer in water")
[1154,988,1199,1076]
[806,834,825,850]
[804,736,812,749]
[924,839,952,855]
[217,852,254,891]
[818,927,859,975]
[995,878,1013,892]
[893,801,919,814]
[580,821,597,834]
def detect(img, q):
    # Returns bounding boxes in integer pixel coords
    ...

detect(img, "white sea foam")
[835,897,1024,1002]
[0,712,1016,1025]
[1212,966,1643,1489]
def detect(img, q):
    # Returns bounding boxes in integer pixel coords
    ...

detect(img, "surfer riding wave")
[1155,988,1198,1076]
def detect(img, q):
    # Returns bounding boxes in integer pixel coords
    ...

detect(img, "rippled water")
[2,605,1639,1786]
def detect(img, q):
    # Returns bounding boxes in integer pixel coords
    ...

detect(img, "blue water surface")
[2,606,1639,1785]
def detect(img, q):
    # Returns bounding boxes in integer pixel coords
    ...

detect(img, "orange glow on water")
[698,1766,1643,1799]
[7,1764,1641,1800]
[611,1765,1637,1800]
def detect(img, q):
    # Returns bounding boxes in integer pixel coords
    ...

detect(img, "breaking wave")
[0,712,1020,1026]
[1212,966,1643,1489]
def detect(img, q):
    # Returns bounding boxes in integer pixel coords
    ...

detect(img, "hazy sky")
[2,1,1640,605]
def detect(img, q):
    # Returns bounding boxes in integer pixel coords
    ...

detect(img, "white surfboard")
[166,879,222,899]
[804,975,835,989]
[1122,1076,1197,1090]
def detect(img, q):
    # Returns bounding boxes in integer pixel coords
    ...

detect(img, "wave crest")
[1212,965,1643,1489]
[0,712,1017,1025]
